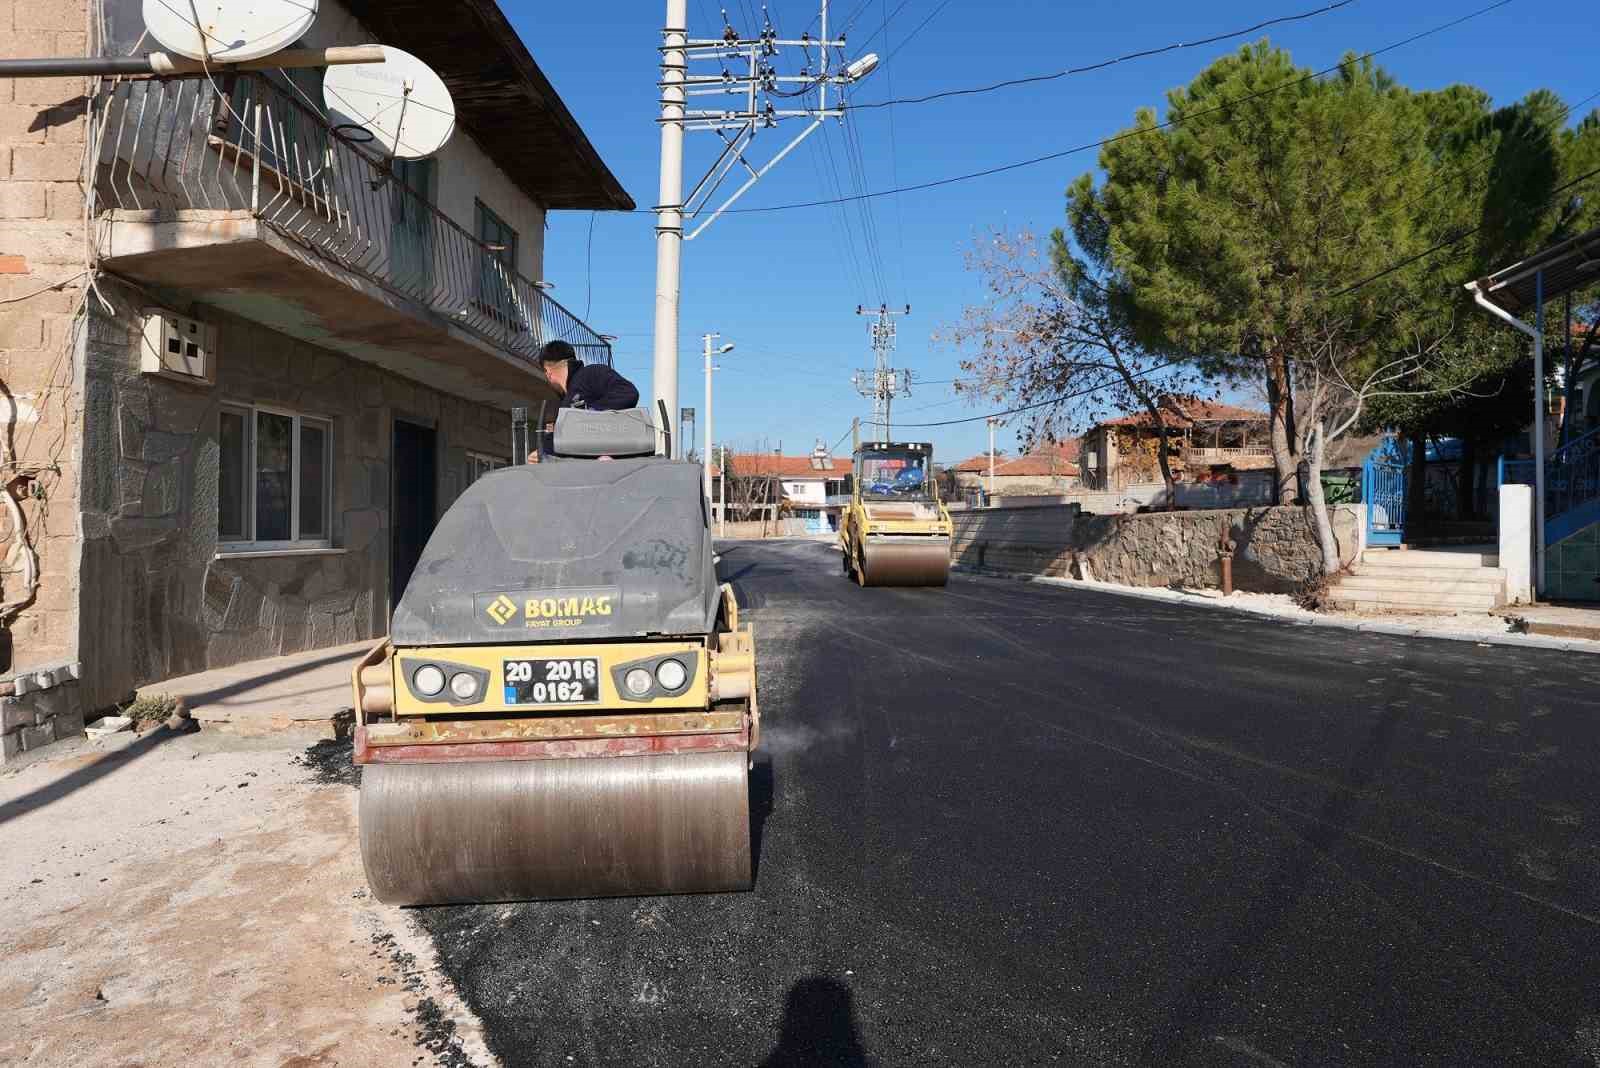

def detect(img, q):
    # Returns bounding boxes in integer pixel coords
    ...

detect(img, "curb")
[950,565,1600,655]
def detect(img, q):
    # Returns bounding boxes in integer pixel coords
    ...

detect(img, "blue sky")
[513,0,1596,464]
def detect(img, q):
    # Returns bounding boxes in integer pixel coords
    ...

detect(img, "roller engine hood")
[391,458,716,645]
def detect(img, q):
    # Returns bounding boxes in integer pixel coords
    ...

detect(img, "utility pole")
[652,0,688,456]
[702,332,734,506]
[987,416,1000,502]
[852,304,913,440]
[652,1,879,456]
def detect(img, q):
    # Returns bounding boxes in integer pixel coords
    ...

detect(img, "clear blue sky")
[512,0,1596,464]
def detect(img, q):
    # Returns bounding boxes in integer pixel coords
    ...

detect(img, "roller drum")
[860,536,951,587]
[360,751,751,906]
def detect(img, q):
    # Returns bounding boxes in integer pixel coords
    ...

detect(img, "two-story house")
[1078,401,1271,491]
[0,0,631,757]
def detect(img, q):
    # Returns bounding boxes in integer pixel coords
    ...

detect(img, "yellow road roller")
[351,408,758,905]
[839,440,952,587]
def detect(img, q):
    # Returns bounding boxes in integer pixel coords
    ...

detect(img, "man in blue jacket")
[539,340,639,410]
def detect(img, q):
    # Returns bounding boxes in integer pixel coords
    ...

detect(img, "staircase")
[1327,547,1506,615]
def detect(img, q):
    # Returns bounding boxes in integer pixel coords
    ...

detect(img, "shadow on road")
[760,976,870,1068]
[0,721,190,828]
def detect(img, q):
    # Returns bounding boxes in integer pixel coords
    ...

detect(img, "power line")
[851,0,1359,112]
[880,0,953,62]
[721,0,1515,215]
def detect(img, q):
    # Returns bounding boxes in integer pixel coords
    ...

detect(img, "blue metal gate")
[1363,437,1408,546]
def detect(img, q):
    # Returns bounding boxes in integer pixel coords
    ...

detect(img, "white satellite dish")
[142,0,318,63]
[323,46,455,160]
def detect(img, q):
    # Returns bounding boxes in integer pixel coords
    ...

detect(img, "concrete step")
[1326,586,1502,610]
[1360,548,1499,569]
[1344,572,1504,588]
[1336,572,1506,594]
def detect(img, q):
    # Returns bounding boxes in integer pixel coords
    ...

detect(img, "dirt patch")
[0,733,490,1067]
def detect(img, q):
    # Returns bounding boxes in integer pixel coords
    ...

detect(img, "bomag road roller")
[839,440,952,587]
[350,407,758,906]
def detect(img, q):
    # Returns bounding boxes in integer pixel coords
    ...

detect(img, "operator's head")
[539,340,578,392]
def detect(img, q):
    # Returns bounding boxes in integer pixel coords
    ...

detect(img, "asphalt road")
[417,538,1600,1067]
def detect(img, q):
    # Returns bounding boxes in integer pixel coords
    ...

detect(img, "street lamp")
[704,334,734,513]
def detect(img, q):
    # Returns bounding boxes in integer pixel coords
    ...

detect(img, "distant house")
[712,452,852,532]
[950,440,1081,503]
[1079,401,1271,492]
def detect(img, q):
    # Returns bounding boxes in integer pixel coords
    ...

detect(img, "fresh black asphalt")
[414,538,1600,1067]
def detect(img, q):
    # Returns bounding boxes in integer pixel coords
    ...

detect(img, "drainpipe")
[1469,273,1544,596]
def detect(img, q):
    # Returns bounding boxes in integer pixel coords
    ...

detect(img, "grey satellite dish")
[323,46,455,159]
[142,0,318,63]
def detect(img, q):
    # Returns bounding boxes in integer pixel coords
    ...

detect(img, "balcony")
[1182,445,1272,464]
[90,74,610,407]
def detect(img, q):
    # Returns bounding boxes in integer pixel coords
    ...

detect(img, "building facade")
[0,0,631,757]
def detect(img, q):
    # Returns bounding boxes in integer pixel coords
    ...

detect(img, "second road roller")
[839,440,953,587]
[350,407,758,905]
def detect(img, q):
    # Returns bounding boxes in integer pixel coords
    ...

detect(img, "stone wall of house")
[952,503,1361,594]
[0,0,93,759]
[75,281,512,712]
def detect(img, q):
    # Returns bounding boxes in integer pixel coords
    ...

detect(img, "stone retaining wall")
[952,504,1360,593]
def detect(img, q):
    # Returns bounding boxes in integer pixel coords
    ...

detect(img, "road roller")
[351,407,758,906]
[839,440,953,587]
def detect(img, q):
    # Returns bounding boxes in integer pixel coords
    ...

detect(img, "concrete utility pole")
[652,0,688,456]
[852,304,913,440]
[651,1,877,457]
[987,416,1000,501]
[702,332,733,508]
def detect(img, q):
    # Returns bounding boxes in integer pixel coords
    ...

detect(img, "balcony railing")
[91,73,610,367]
[1182,445,1272,462]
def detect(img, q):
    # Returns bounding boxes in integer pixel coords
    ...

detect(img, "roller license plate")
[503,658,600,705]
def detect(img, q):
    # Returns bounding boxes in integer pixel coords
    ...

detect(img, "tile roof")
[993,454,1081,477]
[1098,399,1267,428]
[717,453,851,478]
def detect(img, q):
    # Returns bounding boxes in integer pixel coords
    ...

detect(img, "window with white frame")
[466,451,508,486]
[219,404,333,548]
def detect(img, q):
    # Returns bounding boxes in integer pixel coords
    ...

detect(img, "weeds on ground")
[121,692,180,729]
[1294,572,1332,611]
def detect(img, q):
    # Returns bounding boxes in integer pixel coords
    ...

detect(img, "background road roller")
[351,408,758,906]
[840,440,952,587]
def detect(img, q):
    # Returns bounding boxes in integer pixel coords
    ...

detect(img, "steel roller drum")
[860,536,952,587]
[360,752,751,905]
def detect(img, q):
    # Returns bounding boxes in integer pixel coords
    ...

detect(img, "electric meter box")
[140,310,216,383]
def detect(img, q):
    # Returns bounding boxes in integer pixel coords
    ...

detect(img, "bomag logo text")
[483,589,616,628]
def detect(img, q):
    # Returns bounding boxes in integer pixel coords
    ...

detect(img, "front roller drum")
[859,535,951,587]
[360,751,751,906]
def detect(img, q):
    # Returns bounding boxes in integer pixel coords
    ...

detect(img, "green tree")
[1067,44,1436,505]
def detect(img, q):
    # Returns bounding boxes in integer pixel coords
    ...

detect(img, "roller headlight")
[449,672,480,700]
[413,664,445,697]
[654,659,688,691]
[623,668,654,697]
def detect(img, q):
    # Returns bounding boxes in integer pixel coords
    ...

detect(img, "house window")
[219,404,334,548]
[475,200,524,328]
[466,451,508,486]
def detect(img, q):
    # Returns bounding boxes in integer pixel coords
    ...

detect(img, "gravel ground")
[0,726,494,1068]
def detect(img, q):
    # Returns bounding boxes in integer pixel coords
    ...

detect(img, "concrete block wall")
[0,0,92,759]
[952,503,1361,594]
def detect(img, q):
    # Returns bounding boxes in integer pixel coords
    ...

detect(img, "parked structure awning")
[1470,224,1600,314]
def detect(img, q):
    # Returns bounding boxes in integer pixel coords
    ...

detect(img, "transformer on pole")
[852,303,913,440]
[652,0,878,456]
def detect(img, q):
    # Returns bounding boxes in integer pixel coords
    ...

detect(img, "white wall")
[781,480,826,504]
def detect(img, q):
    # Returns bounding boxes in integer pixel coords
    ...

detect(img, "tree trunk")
[1265,350,1298,504]
[1306,422,1341,575]
[1406,430,1428,542]
[1154,425,1177,507]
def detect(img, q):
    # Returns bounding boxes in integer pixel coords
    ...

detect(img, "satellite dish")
[323,46,455,160]
[142,0,318,63]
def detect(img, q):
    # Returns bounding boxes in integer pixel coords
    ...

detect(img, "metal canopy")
[1473,224,1600,315]
[339,0,634,212]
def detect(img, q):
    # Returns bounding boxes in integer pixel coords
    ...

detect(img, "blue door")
[1363,437,1408,546]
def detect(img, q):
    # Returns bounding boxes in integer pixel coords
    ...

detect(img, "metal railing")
[92,73,611,366]
[1181,445,1272,461]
